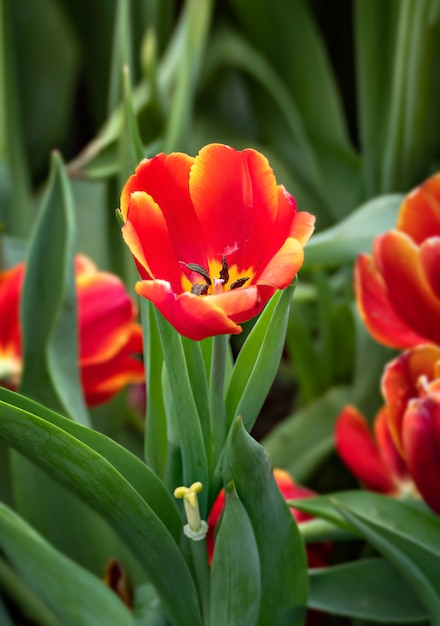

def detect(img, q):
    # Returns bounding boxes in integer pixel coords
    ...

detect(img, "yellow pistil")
[174,481,208,541]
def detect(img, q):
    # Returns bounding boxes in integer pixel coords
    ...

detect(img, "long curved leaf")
[0,401,203,626]
[0,504,136,626]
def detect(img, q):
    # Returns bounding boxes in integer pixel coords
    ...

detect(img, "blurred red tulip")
[355,172,440,349]
[0,255,144,406]
[120,143,315,341]
[336,344,440,515]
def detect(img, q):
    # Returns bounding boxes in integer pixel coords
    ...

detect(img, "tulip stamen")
[219,256,229,284]
[230,277,250,290]
[191,283,209,296]
[186,263,212,285]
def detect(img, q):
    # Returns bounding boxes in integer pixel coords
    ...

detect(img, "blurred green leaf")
[0,0,31,236]
[0,555,61,626]
[0,503,137,626]
[210,482,261,626]
[309,558,427,623]
[262,386,352,483]
[225,285,293,432]
[0,398,203,626]
[223,418,308,626]
[108,0,133,115]
[164,0,214,151]
[11,0,80,182]
[133,583,168,626]
[303,194,403,270]
[20,151,88,424]
[294,491,440,622]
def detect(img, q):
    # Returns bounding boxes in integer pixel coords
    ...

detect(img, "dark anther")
[186,263,212,285]
[219,256,229,284]
[230,277,250,290]
[191,283,209,296]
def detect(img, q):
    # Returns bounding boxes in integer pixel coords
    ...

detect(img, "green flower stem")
[298,517,358,543]
[190,538,211,626]
[209,334,229,465]
[0,557,61,626]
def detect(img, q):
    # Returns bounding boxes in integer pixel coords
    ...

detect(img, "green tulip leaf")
[303,194,403,270]
[0,399,203,626]
[309,558,427,623]
[223,417,308,626]
[210,482,261,626]
[226,284,294,432]
[262,386,352,482]
[20,150,88,425]
[0,386,181,539]
[0,503,136,626]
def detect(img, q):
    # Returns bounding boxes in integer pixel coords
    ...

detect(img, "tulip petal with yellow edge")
[355,253,425,349]
[374,407,409,483]
[81,325,144,406]
[403,395,440,515]
[256,238,304,288]
[78,273,139,365]
[419,237,440,299]
[374,231,440,345]
[335,405,396,493]
[381,344,440,452]
[397,172,440,243]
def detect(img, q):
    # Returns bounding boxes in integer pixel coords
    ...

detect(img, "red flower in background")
[335,406,413,497]
[336,344,440,515]
[355,173,440,349]
[0,255,144,406]
[120,143,315,341]
[207,468,331,569]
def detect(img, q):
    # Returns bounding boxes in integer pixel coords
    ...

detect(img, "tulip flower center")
[181,256,250,297]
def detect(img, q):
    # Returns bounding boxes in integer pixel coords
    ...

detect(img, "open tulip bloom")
[120,143,315,341]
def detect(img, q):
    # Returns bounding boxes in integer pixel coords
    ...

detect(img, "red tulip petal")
[124,192,185,291]
[256,238,304,288]
[0,264,24,359]
[335,405,396,493]
[355,253,426,348]
[121,152,207,267]
[402,396,440,514]
[375,231,440,345]
[420,237,440,298]
[382,345,440,451]
[374,407,409,482]
[208,284,275,325]
[189,144,279,273]
[78,273,139,365]
[81,326,144,406]
[135,280,242,341]
[397,173,440,243]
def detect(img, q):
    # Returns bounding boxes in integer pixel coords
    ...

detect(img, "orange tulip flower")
[120,143,315,341]
[207,468,331,569]
[355,172,440,349]
[0,255,144,406]
[336,344,440,515]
